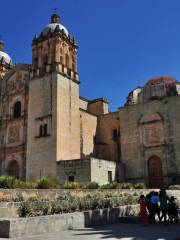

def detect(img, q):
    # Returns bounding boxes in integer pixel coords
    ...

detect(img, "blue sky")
[1,0,180,111]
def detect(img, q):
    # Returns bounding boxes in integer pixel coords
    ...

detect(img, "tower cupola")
[51,13,60,23]
[31,13,79,81]
[0,39,12,78]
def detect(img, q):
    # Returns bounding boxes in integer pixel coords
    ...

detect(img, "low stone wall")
[0,205,138,238]
[0,189,179,202]
[0,202,19,218]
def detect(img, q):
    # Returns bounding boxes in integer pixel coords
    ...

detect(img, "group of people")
[139,189,179,225]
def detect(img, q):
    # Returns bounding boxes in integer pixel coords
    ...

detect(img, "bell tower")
[0,39,12,78]
[31,13,79,82]
[27,13,80,180]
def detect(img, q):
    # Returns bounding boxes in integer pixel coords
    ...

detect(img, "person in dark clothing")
[159,189,169,224]
[168,196,178,224]
[150,191,161,223]
[146,192,153,224]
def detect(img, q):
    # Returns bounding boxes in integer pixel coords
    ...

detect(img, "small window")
[39,124,48,137]
[13,101,21,118]
[108,171,112,183]
[39,125,44,137]
[112,129,118,141]
[68,176,74,182]
[44,124,48,136]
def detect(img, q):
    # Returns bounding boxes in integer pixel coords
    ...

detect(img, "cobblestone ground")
[1,223,180,240]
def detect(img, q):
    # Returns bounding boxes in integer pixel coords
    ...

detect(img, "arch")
[65,54,70,69]
[8,160,19,179]
[13,101,21,118]
[148,155,163,188]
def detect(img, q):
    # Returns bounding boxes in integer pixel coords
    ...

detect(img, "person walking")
[159,189,169,224]
[139,195,149,225]
[168,196,178,224]
[150,191,161,223]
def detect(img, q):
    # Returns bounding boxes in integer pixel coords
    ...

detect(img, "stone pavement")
[1,223,180,240]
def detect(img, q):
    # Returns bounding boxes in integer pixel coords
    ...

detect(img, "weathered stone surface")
[0,205,138,238]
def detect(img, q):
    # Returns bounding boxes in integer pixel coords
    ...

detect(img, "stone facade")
[0,14,180,187]
[120,77,180,187]
[0,13,118,185]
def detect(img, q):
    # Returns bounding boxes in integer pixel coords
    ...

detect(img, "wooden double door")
[148,156,163,188]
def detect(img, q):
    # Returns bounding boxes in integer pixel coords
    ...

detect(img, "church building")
[0,13,180,187]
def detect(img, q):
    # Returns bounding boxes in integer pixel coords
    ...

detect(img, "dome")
[41,23,69,37]
[0,50,12,64]
[145,76,176,87]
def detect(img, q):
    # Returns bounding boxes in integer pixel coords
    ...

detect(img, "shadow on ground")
[73,223,180,240]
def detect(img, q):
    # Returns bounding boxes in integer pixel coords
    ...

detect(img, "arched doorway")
[8,160,19,179]
[148,156,163,188]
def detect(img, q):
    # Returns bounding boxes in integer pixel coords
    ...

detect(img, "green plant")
[63,182,80,189]
[117,182,133,189]
[134,182,147,189]
[85,182,99,189]
[36,177,58,189]
[0,176,16,188]
[12,192,24,202]
[18,192,139,218]
[168,185,180,190]
[100,182,118,189]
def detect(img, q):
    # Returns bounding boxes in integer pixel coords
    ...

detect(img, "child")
[139,195,149,225]
[168,196,178,224]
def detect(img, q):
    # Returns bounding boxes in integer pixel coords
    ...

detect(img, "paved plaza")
[1,223,180,240]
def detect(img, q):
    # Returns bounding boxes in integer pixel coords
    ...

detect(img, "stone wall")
[0,205,138,238]
[96,112,120,161]
[56,73,80,160]
[119,95,180,186]
[26,73,57,180]
[80,110,97,158]
[90,158,116,184]
[56,158,117,185]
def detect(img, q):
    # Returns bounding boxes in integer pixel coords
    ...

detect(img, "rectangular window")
[112,129,118,141]
[68,176,74,182]
[108,171,112,183]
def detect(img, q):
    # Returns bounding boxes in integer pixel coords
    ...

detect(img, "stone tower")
[26,13,80,180]
[0,39,12,78]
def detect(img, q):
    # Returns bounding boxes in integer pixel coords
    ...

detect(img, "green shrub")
[85,182,99,189]
[100,182,119,189]
[0,176,16,188]
[36,177,58,189]
[12,192,24,202]
[117,182,133,189]
[18,192,139,217]
[63,182,80,189]
[134,182,147,189]
[14,180,36,189]
[168,185,180,190]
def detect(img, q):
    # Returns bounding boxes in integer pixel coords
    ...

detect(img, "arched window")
[13,101,21,118]
[65,54,70,69]
[60,56,63,64]
[72,63,75,72]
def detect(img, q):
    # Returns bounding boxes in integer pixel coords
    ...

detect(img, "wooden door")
[148,156,163,188]
[9,160,19,179]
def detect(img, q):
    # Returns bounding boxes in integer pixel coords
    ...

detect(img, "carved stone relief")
[142,122,164,147]
[139,113,164,147]
[8,125,20,143]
